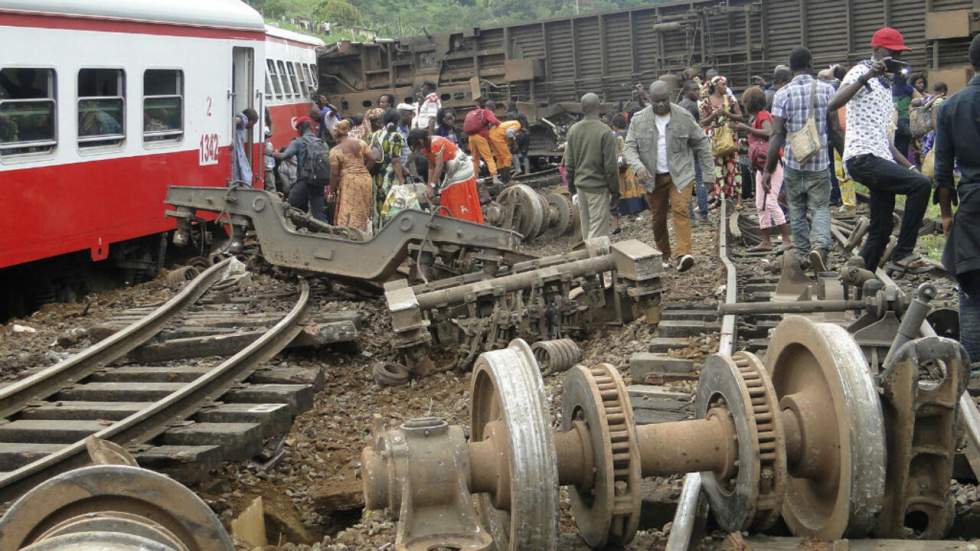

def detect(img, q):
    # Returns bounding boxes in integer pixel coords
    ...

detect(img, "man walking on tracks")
[829,27,931,274]
[563,93,619,241]
[762,47,837,271]
[624,80,714,272]
[273,117,331,223]
[934,33,980,365]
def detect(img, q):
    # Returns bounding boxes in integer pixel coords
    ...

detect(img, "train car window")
[143,69,183,143]
[286,63,300,98]
[296,62,308,99]
[265,72,273,100]
[277,60,293,97]
[267,60,283,99]
[77,68,125,148]
[0,67,57,157]
[306,64,318,89]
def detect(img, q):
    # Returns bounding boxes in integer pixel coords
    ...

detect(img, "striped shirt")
[771,74,835,171]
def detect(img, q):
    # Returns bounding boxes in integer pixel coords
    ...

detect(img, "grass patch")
[918,234,946,262]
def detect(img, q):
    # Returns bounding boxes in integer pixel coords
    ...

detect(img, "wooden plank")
[628,385,693,424]
[89,365,324,389]
[159,422,262,460]
[57,382,183,402]
[647,337,695,354]
[195,403,294,437]
[222,384,314,413]
[0,443,63,470]
[20,401,153,421]
[0,419,107,443]
[655,320,720,338]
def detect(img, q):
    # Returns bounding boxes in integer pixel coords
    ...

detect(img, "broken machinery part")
[165,186,529,283]
[483,185,577,242]
[384,237,663,376]
[362,316,969,550]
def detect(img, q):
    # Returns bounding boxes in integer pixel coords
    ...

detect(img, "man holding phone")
[829,27,931,273]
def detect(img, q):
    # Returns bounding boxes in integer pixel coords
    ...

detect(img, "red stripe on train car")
[0,11,265,41]
[0,144,264,269]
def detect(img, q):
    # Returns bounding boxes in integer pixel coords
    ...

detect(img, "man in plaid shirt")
[762,47,841,270]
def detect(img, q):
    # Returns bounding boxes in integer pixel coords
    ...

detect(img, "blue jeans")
[782,166,832,259]
[828,163,842,206]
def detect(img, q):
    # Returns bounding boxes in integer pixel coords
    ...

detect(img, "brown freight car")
[316,0,977,156]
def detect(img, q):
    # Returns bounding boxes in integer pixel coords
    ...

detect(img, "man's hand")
[865,59,888,80]
[636,168,653,183]
[942,215,953,237]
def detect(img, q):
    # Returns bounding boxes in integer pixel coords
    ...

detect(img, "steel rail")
[0,279,310,503]
[667,200,736,551]
[0,258,233,420]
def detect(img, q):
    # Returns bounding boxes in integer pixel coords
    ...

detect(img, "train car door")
[231,47,255,168]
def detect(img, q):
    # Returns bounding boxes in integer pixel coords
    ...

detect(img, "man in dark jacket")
[934,33,980,366]
[273,117,328,223]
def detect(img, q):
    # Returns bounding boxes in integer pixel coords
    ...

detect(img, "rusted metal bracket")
[877,337,969,539]
[165,186,525,282]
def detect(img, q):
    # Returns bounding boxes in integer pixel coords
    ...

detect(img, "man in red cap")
[829,27,931,274]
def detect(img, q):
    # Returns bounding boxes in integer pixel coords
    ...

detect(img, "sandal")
[886,254,934,274]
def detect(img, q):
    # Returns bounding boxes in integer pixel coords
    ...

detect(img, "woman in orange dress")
[329,119,375,232]
[407,129,484,224]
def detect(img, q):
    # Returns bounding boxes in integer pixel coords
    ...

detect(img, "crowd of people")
[563,26,978,363]
[240,82,531,235]
[231,25,978,364]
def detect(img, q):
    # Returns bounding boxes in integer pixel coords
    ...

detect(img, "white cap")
[397,103,415,112]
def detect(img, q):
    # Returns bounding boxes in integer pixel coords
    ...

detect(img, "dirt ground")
[191,208,725,551]
[0,202,970,550]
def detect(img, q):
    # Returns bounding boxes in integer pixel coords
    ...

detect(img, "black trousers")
[845,154,930,271]
[288,181,329,223]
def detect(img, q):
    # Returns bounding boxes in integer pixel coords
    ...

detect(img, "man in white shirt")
[829,27,931,273]
[413,81,440,132]
[624,80,715,272]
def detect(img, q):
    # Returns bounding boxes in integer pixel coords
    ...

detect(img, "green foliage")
[247,0,665,40]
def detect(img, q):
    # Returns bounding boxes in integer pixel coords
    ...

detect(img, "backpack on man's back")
[297,135,331,187]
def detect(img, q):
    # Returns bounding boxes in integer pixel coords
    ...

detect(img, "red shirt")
[424,136,458,164]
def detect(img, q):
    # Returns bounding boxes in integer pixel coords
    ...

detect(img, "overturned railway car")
[318,0,977,154]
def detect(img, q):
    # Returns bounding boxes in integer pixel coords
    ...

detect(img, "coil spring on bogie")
[531,339,582,375]
[165,266,201,289]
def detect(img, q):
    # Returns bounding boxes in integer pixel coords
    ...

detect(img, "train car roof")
[0,0,265,31]
[265,24,326,47]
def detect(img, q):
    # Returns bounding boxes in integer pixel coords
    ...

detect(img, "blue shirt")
[771,74,835,171]
[232,114,253,186]
[397,123,411,166]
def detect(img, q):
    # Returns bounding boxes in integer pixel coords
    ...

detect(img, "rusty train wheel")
[470,339,559,550]
[560,363,642,548]
[696,352,786,532]
[765,316,886,540]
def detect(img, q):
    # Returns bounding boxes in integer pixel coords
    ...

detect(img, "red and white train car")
[0,0,267,310]
[263,24,323,150]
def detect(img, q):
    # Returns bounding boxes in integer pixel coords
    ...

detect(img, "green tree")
[316,0,362,27]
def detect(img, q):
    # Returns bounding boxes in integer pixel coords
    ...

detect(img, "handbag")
[711,97,737,157]
[787,80,822,164]
[921,148,935,178]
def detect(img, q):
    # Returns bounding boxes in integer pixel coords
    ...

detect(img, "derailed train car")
[317,0,977,155]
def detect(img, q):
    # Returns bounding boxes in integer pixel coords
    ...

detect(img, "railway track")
[0,260,314,505]
[653,201,980,549]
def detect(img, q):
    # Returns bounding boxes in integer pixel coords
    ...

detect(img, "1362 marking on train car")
[199,133,220,166]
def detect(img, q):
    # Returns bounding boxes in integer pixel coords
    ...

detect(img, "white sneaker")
[677,255,694,273]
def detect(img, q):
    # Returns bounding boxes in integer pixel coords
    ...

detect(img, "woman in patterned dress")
[699,75,744,205]
[329,119,375,233]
